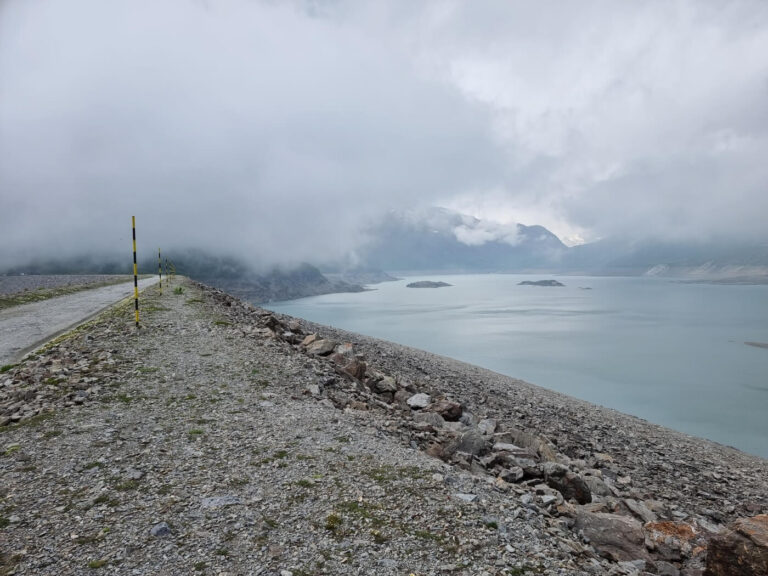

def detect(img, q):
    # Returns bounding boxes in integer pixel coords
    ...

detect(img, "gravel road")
[0,277,159,365]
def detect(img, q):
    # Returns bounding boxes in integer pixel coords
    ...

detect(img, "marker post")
[132,216,139,327]
[158,248,163,296]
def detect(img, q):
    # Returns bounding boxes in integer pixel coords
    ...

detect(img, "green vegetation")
[114,480,139,492]
[173,286,185,295]
[324,513,343,533]
[87,559,108,569]
[0,364,15,373]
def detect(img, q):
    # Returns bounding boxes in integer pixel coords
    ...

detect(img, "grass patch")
[93,494,120,507]
[114,480,139,492]
[214,320,232,326]
[414,529,444,542]
[0,412,54,434]
[173,286,185,295]
[324,513,343,533]
[87,559,108,569]
[0,364,16,373]
[83,461,104,470]
[137,367,159,374]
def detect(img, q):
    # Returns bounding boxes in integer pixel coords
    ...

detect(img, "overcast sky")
[2,0,767,268]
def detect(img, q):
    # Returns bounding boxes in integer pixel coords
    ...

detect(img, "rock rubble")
[1,278,767,575]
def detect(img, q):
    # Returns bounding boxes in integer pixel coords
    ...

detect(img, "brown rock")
[704,514,768,576]
[301,334,318,347]
[342,359,367,380]
[428,398,462,421]
[574,510,651,562]
[546,471,592,505]
[306,339,337,356]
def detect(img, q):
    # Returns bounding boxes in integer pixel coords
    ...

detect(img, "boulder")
[704,514,768,576]
[306,339,337,356]
[406,393,431,409]
[499,466,524,483]
[494,427,557,462]
[455,429,492,457]
[477,418,497,435]
[574,511,651,562]
[373,376,398,394]
[428,398,462,421]
[342,359,366,380]
[584,475,614,497]
[413,411,445,428]
[546,471,592,505]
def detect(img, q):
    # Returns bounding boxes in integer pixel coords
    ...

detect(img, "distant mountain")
[360,208,567,272]
[564,237,768,278]
[150,250,365,303]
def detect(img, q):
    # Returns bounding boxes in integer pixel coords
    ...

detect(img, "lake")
[265,274,768,459]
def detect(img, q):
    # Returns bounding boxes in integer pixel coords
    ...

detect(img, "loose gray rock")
[150,522,172,537]
[574,510,650,562]
[201,495,242,509]
[406,393,431,409]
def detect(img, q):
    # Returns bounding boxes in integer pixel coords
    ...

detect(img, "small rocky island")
[518,279,565,287]
[406,281,452,288]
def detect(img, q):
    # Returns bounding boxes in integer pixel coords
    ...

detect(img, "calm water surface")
[266,275,768,458]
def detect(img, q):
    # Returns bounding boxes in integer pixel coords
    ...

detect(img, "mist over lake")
[266,275,768,459]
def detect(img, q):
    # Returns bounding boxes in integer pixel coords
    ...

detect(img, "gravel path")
[0,277,159,365]
[1,279,765,575]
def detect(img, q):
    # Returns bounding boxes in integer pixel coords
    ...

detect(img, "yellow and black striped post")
[132,216,139,327]
[158,248,162,296]
[165,258,169,287]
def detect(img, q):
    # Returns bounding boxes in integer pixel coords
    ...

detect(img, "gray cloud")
[2,0,767,270]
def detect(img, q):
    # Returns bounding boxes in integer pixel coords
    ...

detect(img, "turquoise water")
[265,275,768,459]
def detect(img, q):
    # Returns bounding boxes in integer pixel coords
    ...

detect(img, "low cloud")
[2,1,767,270]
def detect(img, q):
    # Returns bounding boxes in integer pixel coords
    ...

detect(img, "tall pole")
[132,216,139,328]
[158,248,162,296]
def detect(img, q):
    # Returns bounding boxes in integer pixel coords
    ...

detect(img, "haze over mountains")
[4,207,767,302]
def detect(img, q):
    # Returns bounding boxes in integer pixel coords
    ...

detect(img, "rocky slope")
[1,279,766,575]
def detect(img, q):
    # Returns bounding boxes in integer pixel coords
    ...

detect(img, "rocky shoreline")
[1,279,766,575]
